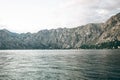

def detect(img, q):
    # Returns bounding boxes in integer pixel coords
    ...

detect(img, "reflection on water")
[0,50,120,80]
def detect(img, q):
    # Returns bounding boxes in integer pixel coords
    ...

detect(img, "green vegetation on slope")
[80,40,120,49]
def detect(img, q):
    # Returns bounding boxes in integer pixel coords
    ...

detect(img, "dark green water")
[0,50,120,80]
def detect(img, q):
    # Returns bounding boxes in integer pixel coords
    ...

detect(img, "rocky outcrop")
[98,13,120,43]
[0,23,103,49]
[0,12,119,49]
[32,23,103,49]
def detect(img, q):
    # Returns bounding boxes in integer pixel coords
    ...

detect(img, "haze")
[0,0,120,33]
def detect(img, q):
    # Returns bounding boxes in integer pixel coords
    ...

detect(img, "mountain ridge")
[0,12,120,49]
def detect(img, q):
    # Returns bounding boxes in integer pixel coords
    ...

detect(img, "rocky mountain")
[0,12,120,49]
[98,13,120,43]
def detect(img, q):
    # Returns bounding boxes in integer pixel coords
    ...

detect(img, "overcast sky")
[0,0,120,33]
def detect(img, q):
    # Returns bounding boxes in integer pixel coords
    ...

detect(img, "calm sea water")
[0,50,120,80]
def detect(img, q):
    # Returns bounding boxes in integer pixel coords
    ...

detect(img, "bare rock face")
[0,23,103,49]
[27,24,103,49]
[98,13,120,43]
[0,12,119,49]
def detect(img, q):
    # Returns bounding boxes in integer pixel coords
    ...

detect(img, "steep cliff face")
[0,12,119,49]
[98,13,120,43]
[0,23,103,49]
[32,23,103,49]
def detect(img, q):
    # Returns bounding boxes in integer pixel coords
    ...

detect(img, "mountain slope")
[32,23,103,49]
[0,23,103,49]
[0,12,119,49]
[98,13,120,43]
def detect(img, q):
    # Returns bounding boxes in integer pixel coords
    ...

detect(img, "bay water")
[0,50,120,80]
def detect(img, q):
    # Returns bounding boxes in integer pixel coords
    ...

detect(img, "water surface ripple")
[0,50,120,80]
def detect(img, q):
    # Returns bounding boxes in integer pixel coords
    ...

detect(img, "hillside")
[98,13,120,43]
[0,12,120,49]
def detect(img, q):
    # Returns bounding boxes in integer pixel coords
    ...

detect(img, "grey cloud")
[86,0,120,23]
[66,0,120,24]
[98,0,120,10]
